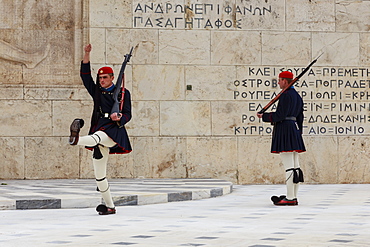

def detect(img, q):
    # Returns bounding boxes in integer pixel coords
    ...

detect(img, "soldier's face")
[99,74,114,88]
[278,78,289,89]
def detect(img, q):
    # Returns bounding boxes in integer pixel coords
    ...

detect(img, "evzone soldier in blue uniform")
[69,44,132,215]
[257,71,305,206]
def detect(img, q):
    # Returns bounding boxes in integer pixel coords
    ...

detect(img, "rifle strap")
[119,87,125,111]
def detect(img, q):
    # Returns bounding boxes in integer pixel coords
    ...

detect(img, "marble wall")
[0,0,369,184]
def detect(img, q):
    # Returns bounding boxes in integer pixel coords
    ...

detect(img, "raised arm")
[80,44,95,97]
[83,44,92,64]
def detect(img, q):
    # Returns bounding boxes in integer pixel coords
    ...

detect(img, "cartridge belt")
[100,112,110,119]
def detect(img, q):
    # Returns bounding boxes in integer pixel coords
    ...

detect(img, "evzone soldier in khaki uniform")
[257,71,305,206]
[69,44,132,215]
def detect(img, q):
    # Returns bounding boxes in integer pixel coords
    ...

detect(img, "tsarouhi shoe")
[271,195,287,205]
[274,198,298,206]
[99,207,116,215]
[69,119,84,145]
[96,204,116,215]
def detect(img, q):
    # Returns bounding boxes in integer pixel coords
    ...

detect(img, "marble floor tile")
[0,182,370,246]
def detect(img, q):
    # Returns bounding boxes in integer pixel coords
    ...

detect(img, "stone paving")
[0,179,233,210]
[0,180,369,246]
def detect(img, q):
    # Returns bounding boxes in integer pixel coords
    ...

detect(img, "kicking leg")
[68,118,116,147]
[71,124,117,148]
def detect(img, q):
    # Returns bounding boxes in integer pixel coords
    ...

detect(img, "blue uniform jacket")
[262,87,306,153]
[80,62,132,154]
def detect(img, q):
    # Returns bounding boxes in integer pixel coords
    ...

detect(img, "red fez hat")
[279,71,294,79]
[98,66,114,75]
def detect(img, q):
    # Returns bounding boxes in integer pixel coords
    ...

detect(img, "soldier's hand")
[110,113,122,121]
[84,44,92,53]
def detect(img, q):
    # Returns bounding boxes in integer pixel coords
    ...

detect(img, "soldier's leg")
[68,116,115,148]
[68,119,116,147]
[293,152,300,199]
[77,131,115,147]
[279,152,295,200]
[82,131,117,210]
[93,145,115,209]
[273,152,303,205]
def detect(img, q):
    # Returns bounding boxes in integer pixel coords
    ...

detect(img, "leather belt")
[285,116,296,121]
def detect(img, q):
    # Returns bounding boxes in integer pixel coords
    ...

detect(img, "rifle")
[258,53,323,114]
[111,47,133,115]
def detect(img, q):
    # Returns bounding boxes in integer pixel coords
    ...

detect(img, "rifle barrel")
[257,53,323,114]
[110,47,133,115]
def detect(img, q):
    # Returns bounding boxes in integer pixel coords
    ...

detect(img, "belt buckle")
[104,113,109,118]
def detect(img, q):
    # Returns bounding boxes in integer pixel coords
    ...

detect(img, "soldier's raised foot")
[69,118,84,145]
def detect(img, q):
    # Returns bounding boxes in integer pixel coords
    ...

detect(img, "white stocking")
[77,131,116,147]
[293,152,300,199]
[94,145,115,208]
[280,152,295,200]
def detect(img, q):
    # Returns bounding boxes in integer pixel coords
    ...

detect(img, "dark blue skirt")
[89,119,132,154]
[271,120,305,153]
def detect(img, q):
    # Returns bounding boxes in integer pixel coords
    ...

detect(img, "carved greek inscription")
[233,67,370,136]
[133,2,274,29]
